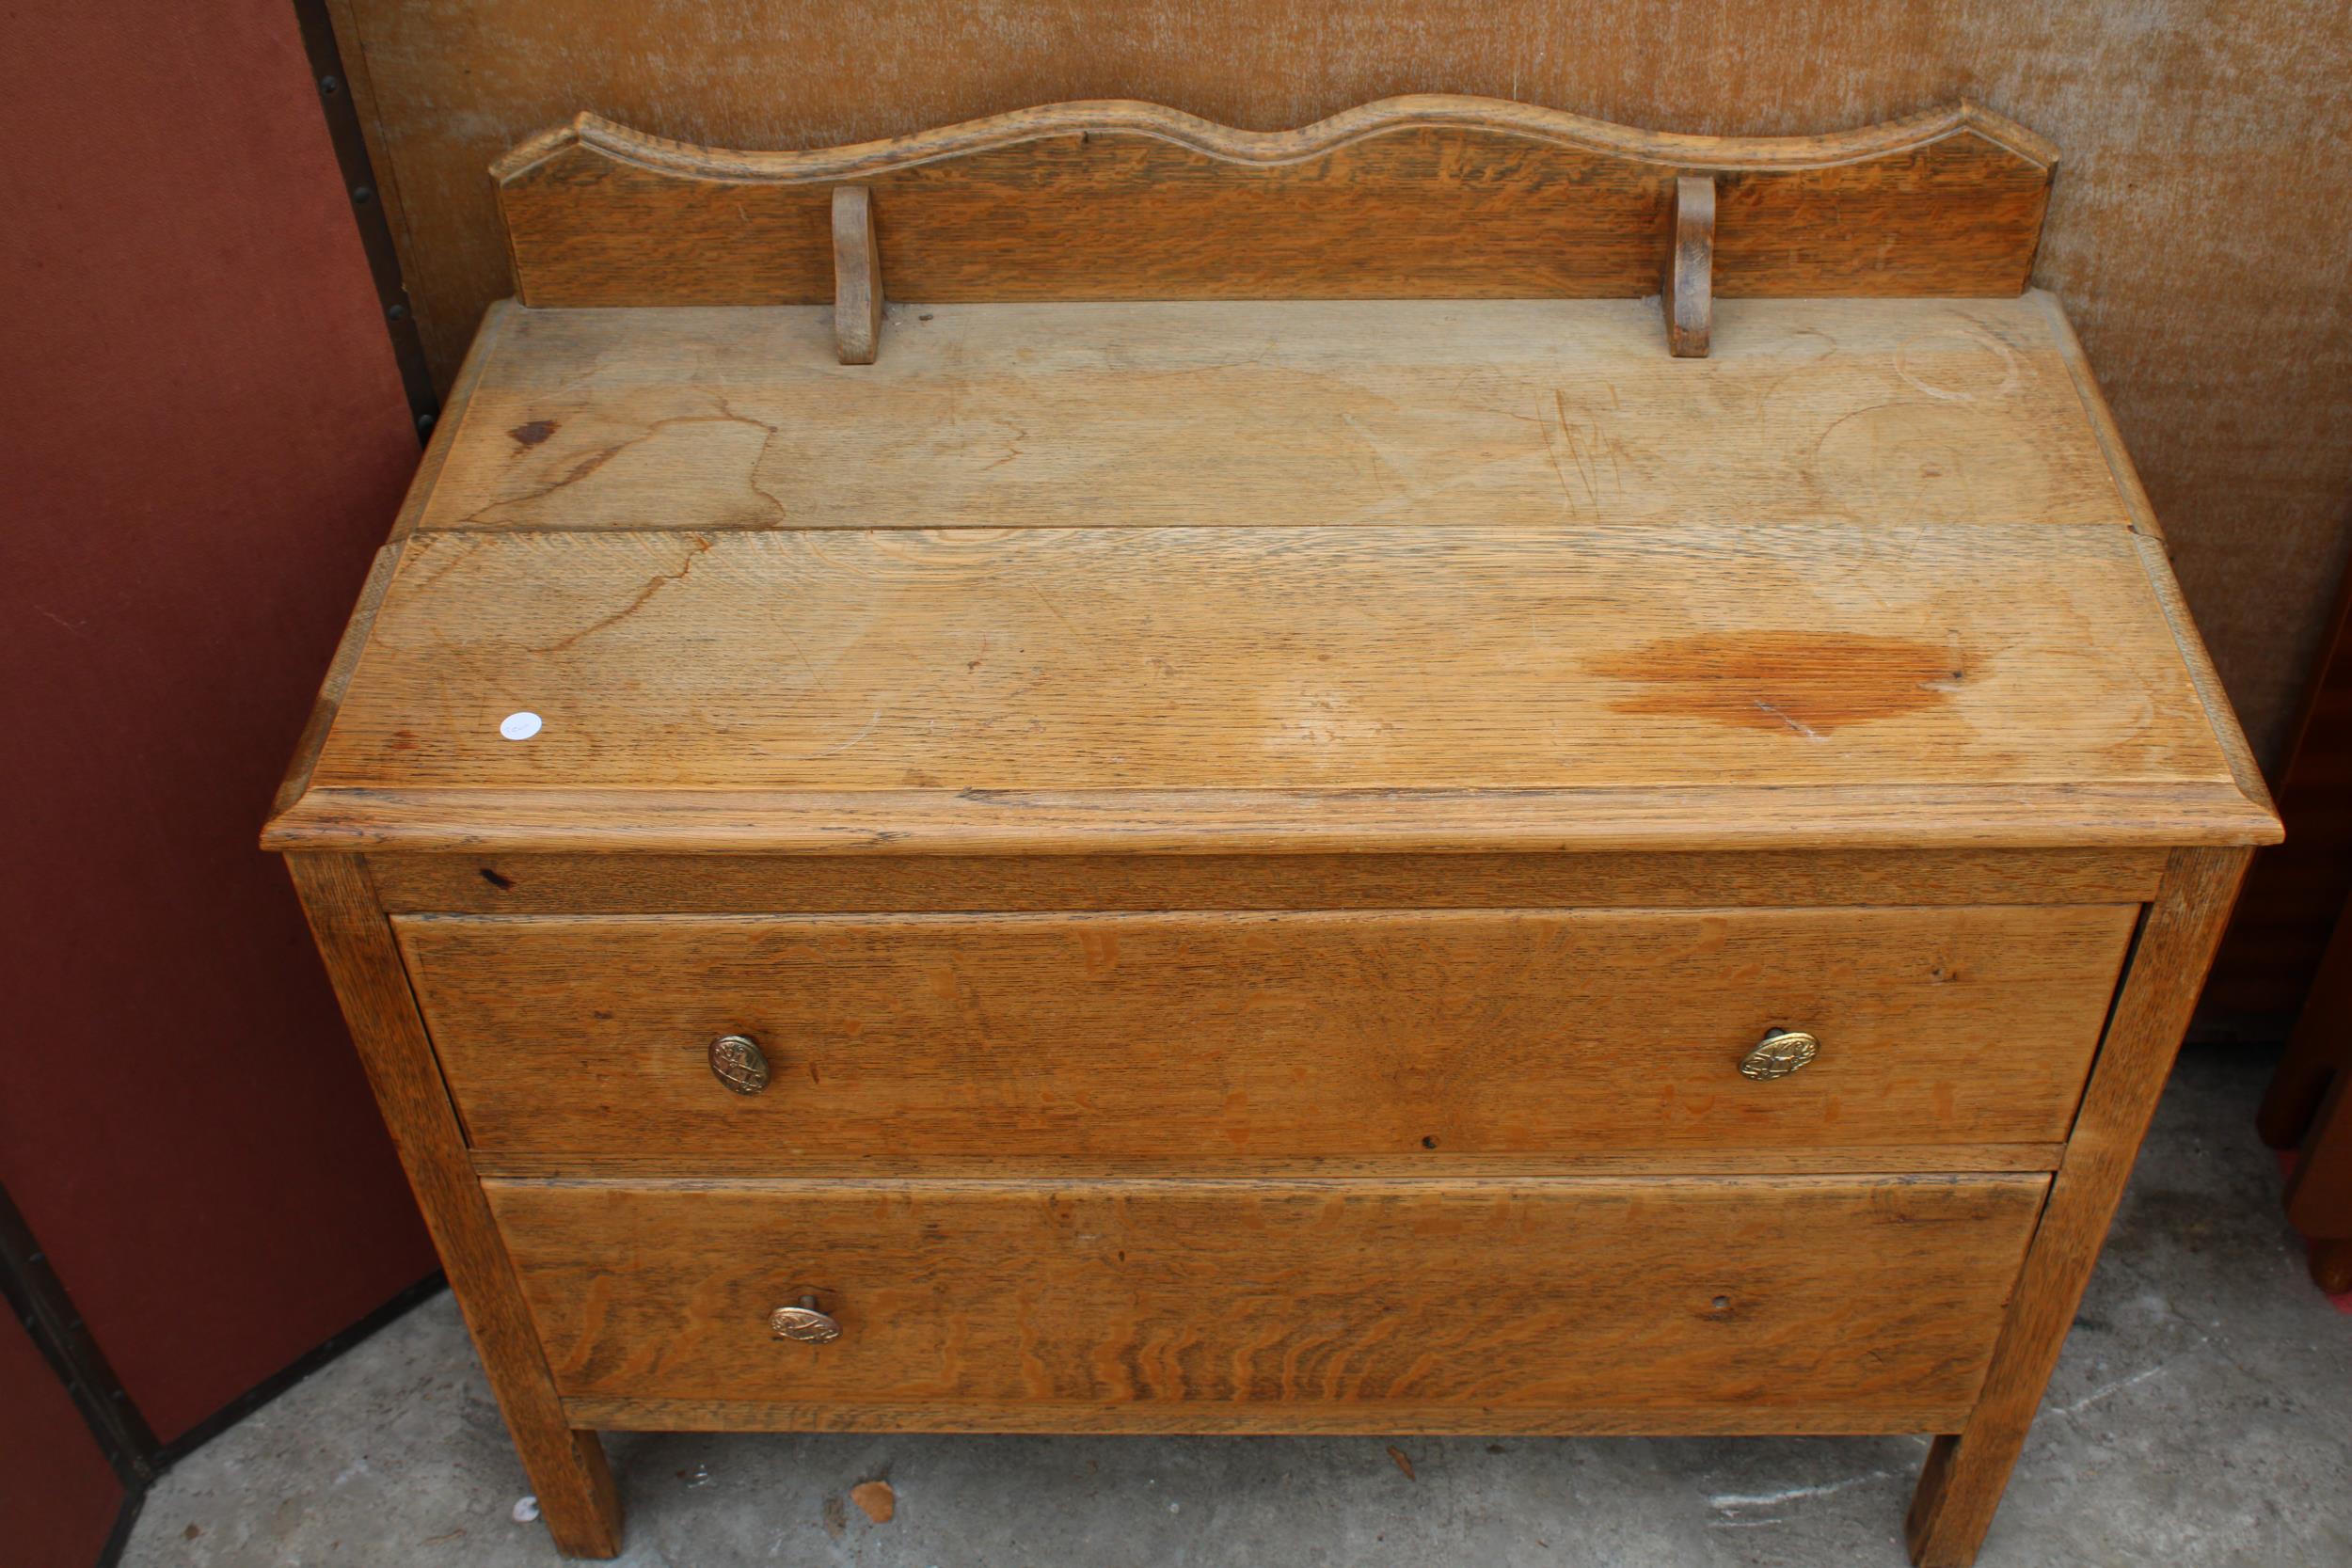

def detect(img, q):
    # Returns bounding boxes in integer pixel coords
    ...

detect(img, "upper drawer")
[399,904,2134,1161]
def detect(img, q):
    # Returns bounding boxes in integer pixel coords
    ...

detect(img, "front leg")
[1907,848,2248,1565]
[287,853,624,1557]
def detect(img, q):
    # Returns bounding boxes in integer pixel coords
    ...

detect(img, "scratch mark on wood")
[776,706,886,761]
[1754,699,1824,739]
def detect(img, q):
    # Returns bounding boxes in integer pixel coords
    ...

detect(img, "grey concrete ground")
[126,1044,2351,1568]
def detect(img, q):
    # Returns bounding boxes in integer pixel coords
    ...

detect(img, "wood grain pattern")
[269,542,404,822]
[397,905,2136,1161]
[402,296,2136,536]
[472,1147,2073,1182]
[830,186,882,364]
[263,518,2274,854]
[486,1173,2047,1425]
[1665,176,1713,356]
[281,855,621,1559]
[268,299,532,824]
[2031,291,2163,545]
[363,847,2169,914]
[493,98,2052,309]
[2132,531,2276,825]
[1906,847,2250,1567]
[556,1394,2007,1439]
[385,298,516,545]
[274,784,2275,858]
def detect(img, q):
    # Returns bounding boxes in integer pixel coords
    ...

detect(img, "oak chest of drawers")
[268,98,2280,1564]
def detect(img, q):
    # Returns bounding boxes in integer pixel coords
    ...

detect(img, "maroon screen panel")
[0,3,437,1439]
[0,1314,123,1568]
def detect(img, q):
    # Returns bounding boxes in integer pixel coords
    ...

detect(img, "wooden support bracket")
[1663,175,1714,357]
[832,186,882,364]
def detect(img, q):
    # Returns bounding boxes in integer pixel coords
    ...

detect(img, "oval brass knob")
[1739,1029,1820,1081]
[709,1034,770,1095]
[770,1295,840,1344]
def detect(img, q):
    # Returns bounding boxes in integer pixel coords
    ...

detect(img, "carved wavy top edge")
[490,95,2058,186]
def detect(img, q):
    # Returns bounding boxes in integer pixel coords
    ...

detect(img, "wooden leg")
[287,854,623,1558]
[1905,847,2249,1568]
[2311,1237,2352,1295]
[2286,1055,2352,1230]
[2256,897,2352,1148]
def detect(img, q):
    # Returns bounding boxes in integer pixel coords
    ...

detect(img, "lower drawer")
[488,1172,2047,1433]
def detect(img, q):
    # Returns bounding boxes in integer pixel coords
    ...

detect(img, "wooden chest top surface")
[414,295,2126,535]
[266,293,2276,856]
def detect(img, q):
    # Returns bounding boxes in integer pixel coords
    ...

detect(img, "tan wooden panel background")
[327,0,2352,768]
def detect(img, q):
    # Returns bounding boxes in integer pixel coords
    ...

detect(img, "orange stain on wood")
[1595,632,1963,736]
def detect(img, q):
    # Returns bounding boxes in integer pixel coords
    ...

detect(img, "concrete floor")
[126,1044,2351,1568]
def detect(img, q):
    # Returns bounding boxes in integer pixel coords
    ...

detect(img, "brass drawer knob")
[709,1034,770,1095]
[1739,1029,1820,1081]
[770,1295,841,1344]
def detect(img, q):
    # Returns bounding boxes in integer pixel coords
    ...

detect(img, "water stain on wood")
[1594,632,1962,736]
[509,419,558,446]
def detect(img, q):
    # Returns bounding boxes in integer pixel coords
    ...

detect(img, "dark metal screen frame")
[293,0,441,441]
